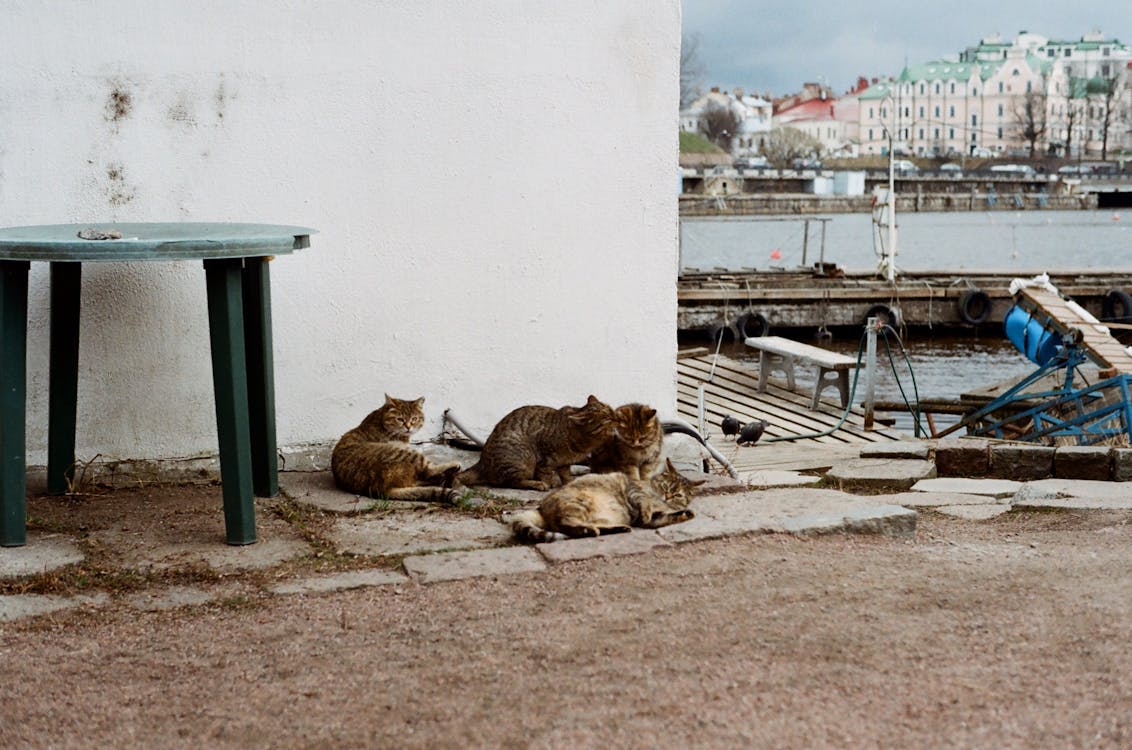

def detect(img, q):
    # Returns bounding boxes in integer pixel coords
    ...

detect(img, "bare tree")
[699,102,739,152]
[680,33,706,109]
[760,127,822,165]
[1012,90,1048,158]
[1063,98,1081,158]
[1099,74,1122,161]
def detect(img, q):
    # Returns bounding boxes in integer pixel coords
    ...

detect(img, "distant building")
[854,30,1130,158]
[680,88,772,157]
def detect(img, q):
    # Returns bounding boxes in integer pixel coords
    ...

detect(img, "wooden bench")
[744,335,856,409]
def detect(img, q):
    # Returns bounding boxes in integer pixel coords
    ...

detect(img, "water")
[679,210,1129,433]
[679,209,1132,273]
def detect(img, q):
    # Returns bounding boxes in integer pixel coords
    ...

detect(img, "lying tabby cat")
[331,395,461,502]
[505,458,705,542]
[457,395,615,491]
[587,402,664,480]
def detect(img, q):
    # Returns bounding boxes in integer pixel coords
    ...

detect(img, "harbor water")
[679,209,1131,273]
[679,209,1130,433]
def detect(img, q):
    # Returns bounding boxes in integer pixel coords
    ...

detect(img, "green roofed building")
[855,30,1129,159]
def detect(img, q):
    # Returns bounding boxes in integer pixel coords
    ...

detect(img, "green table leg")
[0,261,29,547]
[242,257,278,497]
[204,258,256,545]
[48,263,82,495]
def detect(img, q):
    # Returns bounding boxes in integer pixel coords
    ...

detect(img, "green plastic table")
[0,222,315,547]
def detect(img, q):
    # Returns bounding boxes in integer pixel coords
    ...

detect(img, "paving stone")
[934,438,989,477]
[1013,478,1132,510]
[282,471,384,513]
[859,441,931,460]
[934,504,1011,520]
[0,534,84,580]
[330,513,511,557]
[270,568,409,595]
[0,593,107,623]
[909,477,1021,499]
[877,491,1010,507]
[988,444,1054,481]
[535,530,672,564]
[825,458,936,490]
[1112,448,1132,482]
[402,546,546,583]
[741,470,823,488]
[1053,446,1112,481]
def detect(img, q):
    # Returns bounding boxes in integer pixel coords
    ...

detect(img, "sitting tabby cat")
[456,395,615,491]
[505,458,705,542]
[587,402,663,480]
[331,395,461,502]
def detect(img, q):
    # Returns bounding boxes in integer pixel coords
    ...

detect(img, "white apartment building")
[857,31,1130,159]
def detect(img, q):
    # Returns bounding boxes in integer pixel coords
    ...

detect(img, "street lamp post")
[880,95,898,282]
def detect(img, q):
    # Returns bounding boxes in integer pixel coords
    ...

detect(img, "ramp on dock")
[676,352,905,475]
[1011,279,1132,373]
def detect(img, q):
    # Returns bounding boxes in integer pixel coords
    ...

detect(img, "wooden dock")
[678,267,1132,337]
[676,351,906,475]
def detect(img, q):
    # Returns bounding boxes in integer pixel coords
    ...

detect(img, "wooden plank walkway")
[676,353,905,475]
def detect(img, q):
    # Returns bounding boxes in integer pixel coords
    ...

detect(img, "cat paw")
[439,464,461,488]
[674,509,695,521]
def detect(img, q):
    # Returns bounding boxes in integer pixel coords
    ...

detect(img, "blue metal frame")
[958,343,1132,445]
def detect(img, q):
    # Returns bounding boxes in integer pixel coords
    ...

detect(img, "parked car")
[970,147,997,158]
[989,164,1036,176]
[734,156,769,169]
[792,157,822,170]
[939,163,963,176]
[1058,164,1092,175]
[892,159,919,174]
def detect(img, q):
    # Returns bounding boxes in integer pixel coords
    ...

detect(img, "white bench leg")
[811,367,850,409]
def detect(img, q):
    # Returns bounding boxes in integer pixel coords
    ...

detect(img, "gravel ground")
[3,509,1132,749]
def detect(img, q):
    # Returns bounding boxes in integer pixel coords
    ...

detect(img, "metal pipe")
[864,318,878,429]
[662,417,741,480]
[441,409,485,448]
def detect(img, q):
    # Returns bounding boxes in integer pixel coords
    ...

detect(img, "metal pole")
[887,107,897,283]
[864,317,879,429]
[801,219,810,266]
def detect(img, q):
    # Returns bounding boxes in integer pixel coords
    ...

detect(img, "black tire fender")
[958,289,993,325]
[863,303,899,327]
[1102,288,1132,322]
[736,311,770,340]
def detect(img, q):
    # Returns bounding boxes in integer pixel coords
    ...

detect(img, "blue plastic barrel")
[1003,304,1062,365]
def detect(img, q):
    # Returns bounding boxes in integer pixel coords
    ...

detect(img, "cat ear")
[414,397,424,408]
[384,393,394,405]
[643,408,657,421]
[586,394,600,405]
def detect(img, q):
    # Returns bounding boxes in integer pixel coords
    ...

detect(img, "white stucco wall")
[0,1,680,465]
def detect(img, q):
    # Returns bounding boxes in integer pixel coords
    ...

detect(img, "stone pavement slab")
[741,470,823,488]
[0,534,84,579]
[270,568,409,595]
[402,546,546,583]
[878,491,1011,507]
[934,505,1011,520]
[859,442,931,460]
[779,505,917,537]
[92,532,313,574]
[330,513,511,557]
[1013,479,1132,510]
[911,477,1021,498]
[0,593,107,622]
[658,488,918,542]
[826,458,936,490]
[535,530,672,564]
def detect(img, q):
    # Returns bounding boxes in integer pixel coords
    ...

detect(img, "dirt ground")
[3,492,1132,748]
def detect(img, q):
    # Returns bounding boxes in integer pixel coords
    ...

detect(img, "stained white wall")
[0,1,680,465]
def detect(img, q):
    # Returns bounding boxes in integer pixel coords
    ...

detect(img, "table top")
[0,223,315,262]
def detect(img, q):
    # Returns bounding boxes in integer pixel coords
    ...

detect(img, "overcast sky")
[682,1,1132,97]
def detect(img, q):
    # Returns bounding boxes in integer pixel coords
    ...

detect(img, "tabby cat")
[587,402,664,480]
[456,395,616,491]
[505,458,705,542]
[331,395,461,502]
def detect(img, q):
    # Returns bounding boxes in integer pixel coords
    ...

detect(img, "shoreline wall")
[679,193,1098,216]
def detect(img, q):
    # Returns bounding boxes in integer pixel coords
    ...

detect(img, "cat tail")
[504,509,567,544]
[456,462,483,487]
